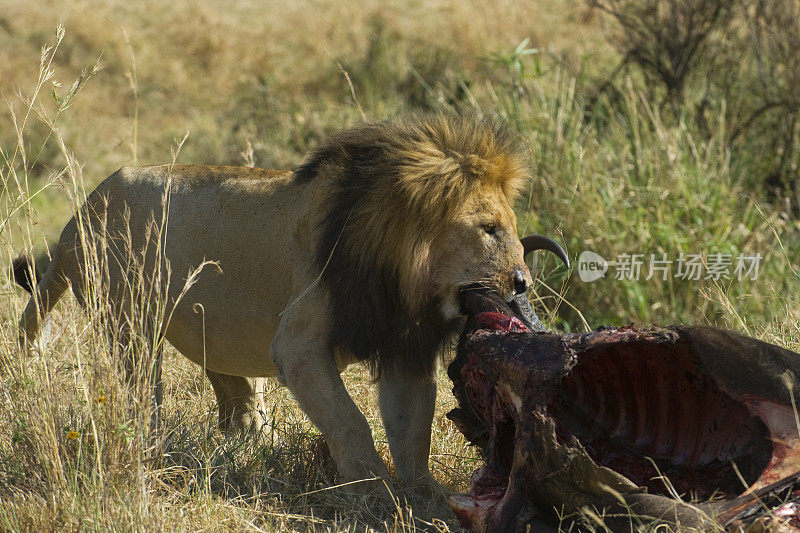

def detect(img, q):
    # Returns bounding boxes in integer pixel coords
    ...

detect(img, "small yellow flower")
[66,430,79,440]
[96,395,105,404]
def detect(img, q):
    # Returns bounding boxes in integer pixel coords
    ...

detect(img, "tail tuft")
[12,256,40,294]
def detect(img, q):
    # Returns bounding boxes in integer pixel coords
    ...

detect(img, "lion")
[13,114,565,492]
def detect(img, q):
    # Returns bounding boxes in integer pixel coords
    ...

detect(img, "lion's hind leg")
[16,252,68,348]
[114,321,165,435]
[94,299,168,436]
[205,370,271,439]
[74,274,166,436]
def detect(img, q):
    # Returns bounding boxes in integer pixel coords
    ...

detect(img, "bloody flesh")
[447,289,800,531]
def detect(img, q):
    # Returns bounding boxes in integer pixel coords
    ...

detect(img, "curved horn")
[521,234,570,269]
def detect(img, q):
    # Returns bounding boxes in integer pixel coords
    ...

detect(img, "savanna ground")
[1,0,799,530]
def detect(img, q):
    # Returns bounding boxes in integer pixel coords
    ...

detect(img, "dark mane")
[294,113,525,377]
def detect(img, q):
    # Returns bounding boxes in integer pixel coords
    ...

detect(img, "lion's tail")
[12,254,45,294]
[13,251,68,346]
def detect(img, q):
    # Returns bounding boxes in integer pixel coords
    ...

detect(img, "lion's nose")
[513,269,528,295]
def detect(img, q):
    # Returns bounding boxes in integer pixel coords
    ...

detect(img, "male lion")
[14,114,565,491]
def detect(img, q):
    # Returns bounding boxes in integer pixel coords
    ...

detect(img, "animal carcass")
[448,287,800,531]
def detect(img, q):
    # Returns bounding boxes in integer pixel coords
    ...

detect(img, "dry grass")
[1,0,799,531]
[0,0,607,234]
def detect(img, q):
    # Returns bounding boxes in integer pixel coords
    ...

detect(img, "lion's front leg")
[378,370,439,490]
[271,298,391,491]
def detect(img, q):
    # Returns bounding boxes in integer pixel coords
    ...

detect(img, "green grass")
[1,1,799,530]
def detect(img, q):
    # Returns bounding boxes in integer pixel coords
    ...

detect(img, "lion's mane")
[294,114,526,377]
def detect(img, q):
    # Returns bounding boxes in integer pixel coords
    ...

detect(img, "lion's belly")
[157,251,291,378]
[164,297,283,377]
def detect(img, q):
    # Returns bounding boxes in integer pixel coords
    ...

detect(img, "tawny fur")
[15,114,533,491]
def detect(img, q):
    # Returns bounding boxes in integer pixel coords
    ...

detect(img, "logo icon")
[578,250,608,282]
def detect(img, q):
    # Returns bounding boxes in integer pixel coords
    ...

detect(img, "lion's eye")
[484,224,498,236]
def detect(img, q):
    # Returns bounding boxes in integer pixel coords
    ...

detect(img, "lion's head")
[295,114,535,377]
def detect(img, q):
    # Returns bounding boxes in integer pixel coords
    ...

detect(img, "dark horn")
[521,234,570,269]
[508,292,547,332]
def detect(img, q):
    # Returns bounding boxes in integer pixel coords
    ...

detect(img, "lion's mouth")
[459,283,546,332]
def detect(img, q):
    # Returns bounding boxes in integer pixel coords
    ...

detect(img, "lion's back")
[108,164,291,191]
[56,163,303,282]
